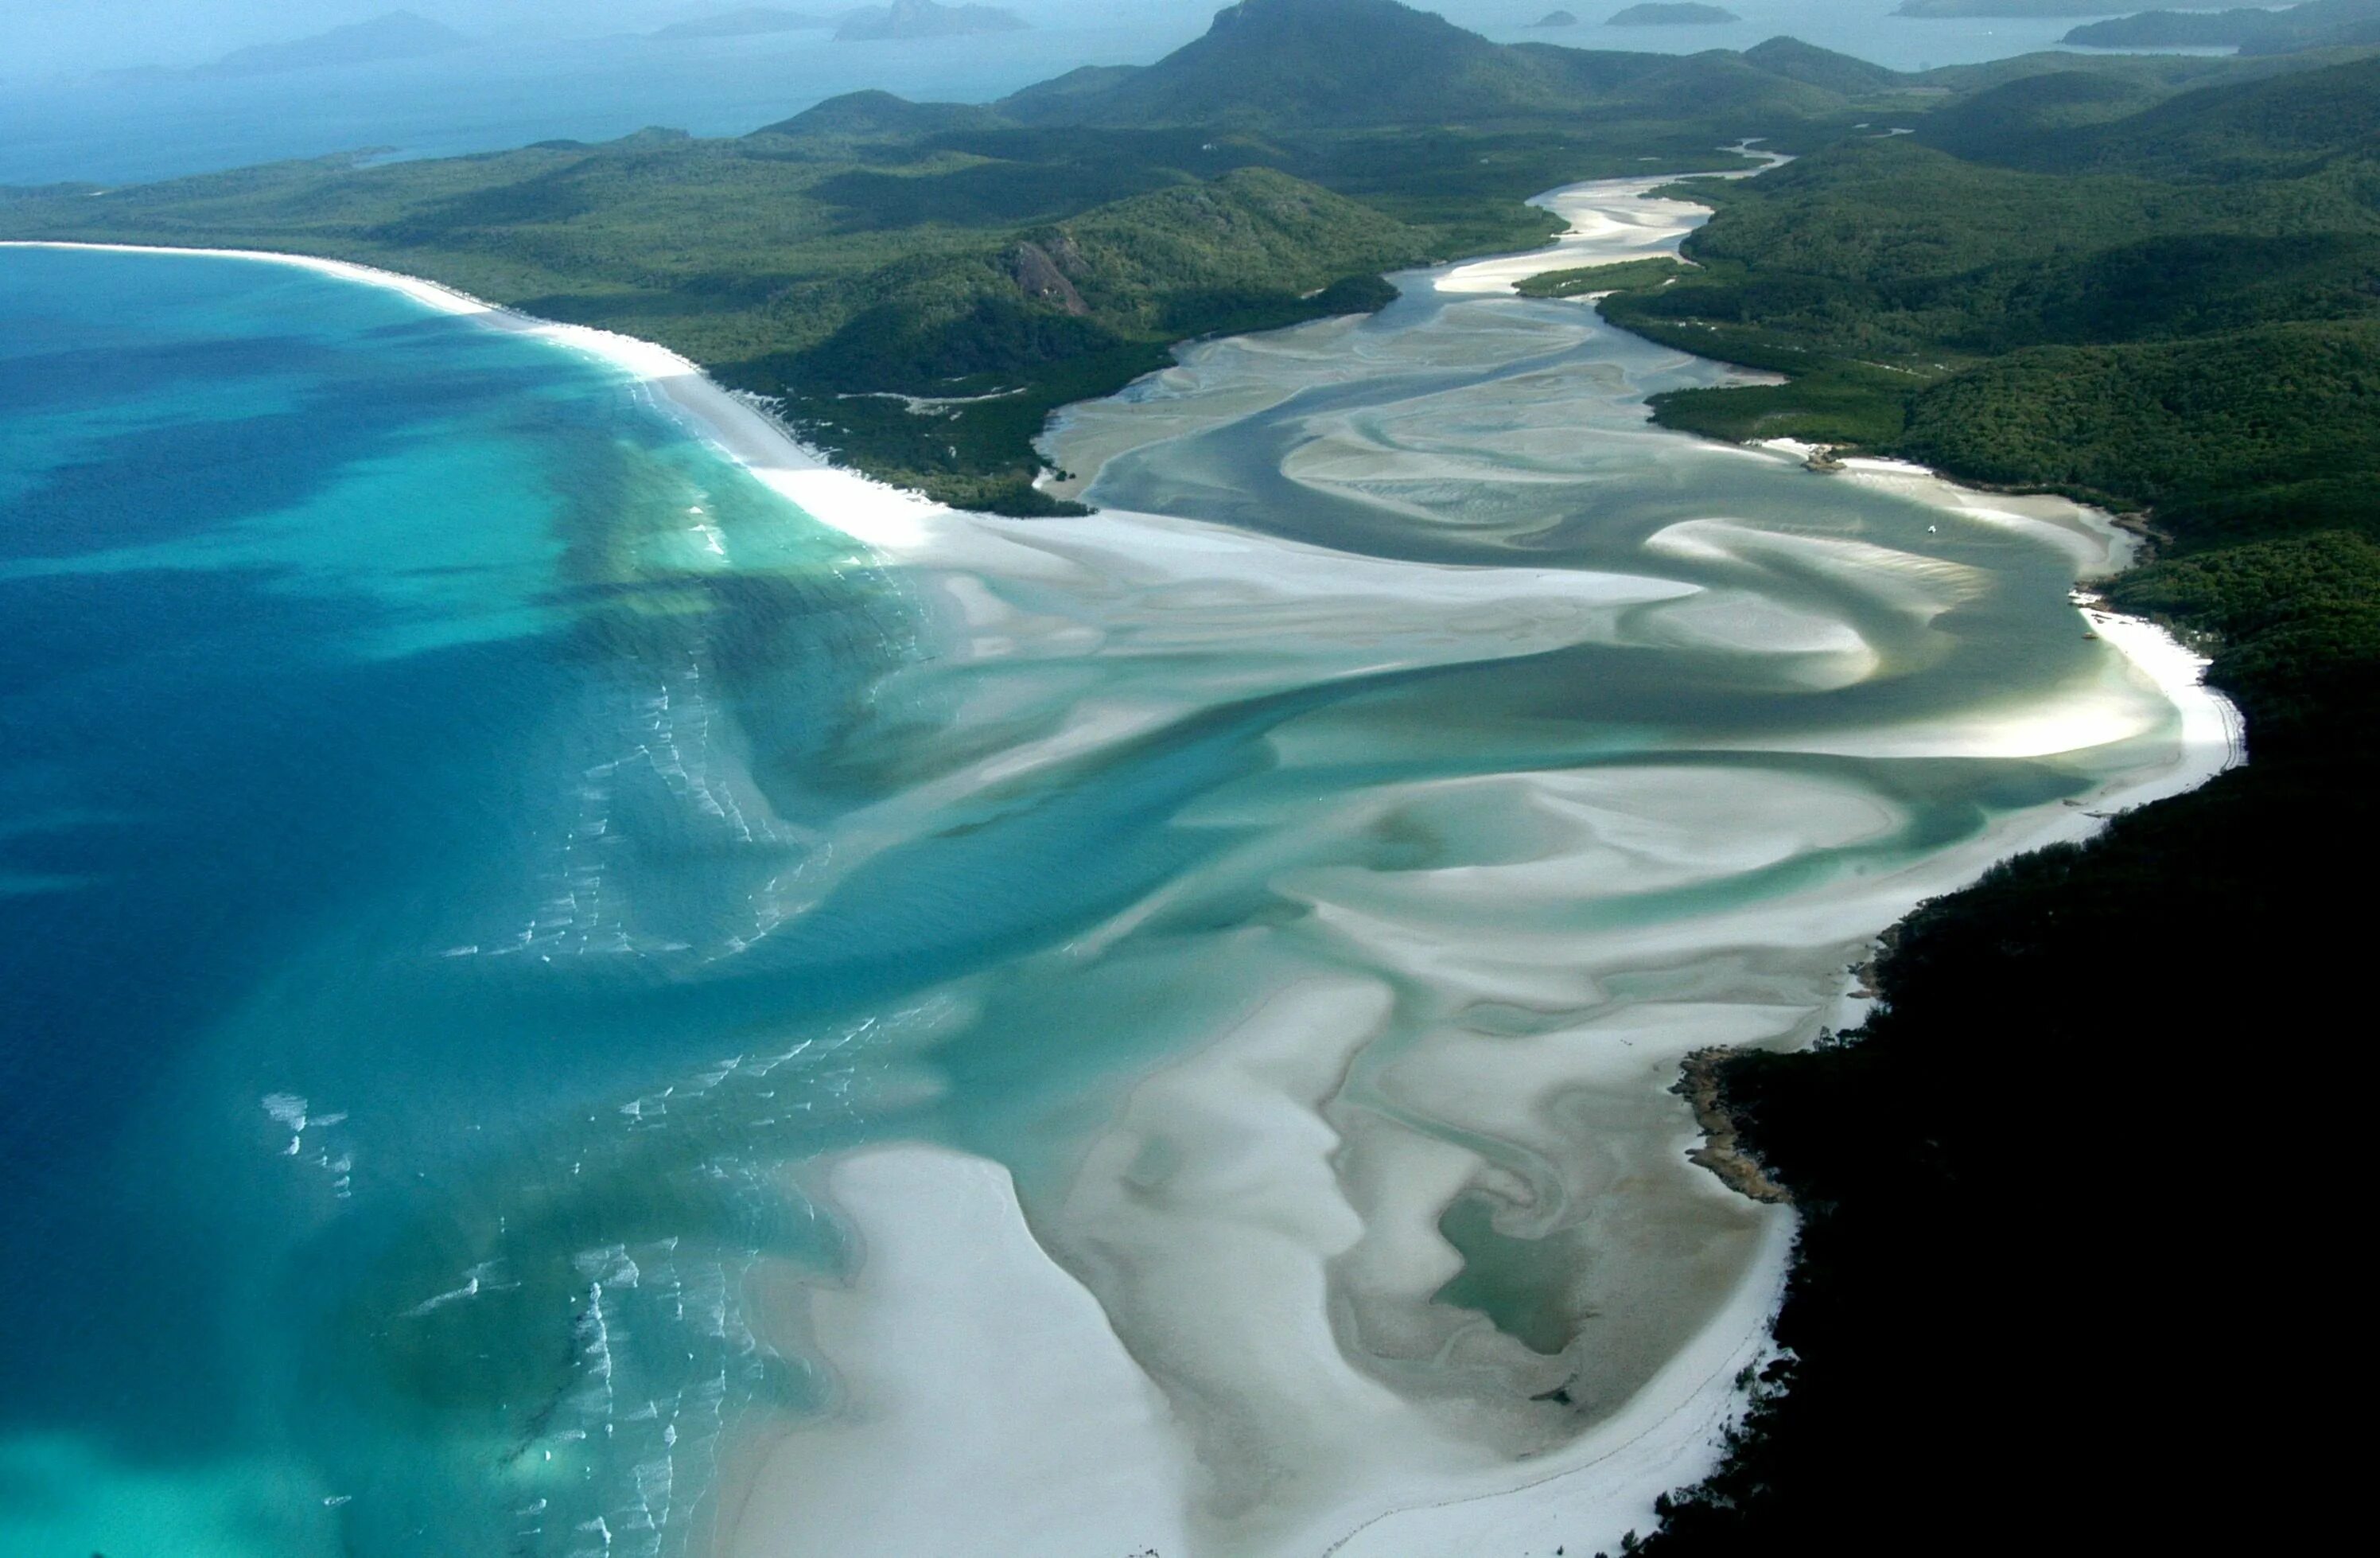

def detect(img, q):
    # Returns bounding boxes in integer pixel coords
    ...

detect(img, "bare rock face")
[1043,232,1090,278]
[1007,242,1090,314]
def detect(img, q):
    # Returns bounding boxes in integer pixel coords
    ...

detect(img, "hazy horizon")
[5,0,2141,79]
[0,1,2164,185]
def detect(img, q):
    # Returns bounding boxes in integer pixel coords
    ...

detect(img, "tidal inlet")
[0,177,2226,1558]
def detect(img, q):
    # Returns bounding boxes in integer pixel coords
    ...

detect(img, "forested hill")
[1919,48,2380,173]
[994,0,1838,128]
[1600,53,2380,530]
[1582,40,2380,1558]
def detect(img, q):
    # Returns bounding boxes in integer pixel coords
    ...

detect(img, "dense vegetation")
[1616,45,2380,1558]
[1592,56,2380,523]
[1513,255,1692,297]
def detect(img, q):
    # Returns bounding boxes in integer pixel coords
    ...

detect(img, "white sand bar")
[723,1147,1195,1558]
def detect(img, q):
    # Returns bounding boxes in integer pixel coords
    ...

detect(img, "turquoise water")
[0,247,920,1554]
[0,232,2199,1556]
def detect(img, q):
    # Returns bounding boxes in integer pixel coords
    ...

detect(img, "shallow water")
[0,173,2205,1557]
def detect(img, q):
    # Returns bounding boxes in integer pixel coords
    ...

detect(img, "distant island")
[654,7,833,39]
[189,10,470,76]
[835,0,1031,40]
[2065,0,2380,52]
[1895,1,2125,15]
[1530,9,1580,24]
[1608,3,1740,24]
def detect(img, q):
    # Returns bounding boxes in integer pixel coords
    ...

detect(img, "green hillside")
[1933,48,2380,174]
[1597,57,2380,483]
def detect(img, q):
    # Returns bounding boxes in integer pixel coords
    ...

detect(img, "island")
[653,7,834,39]
[187,10,469,76]
[1607,3,1740,24]
[1530,9,1581,24]
[834,0,1031,41]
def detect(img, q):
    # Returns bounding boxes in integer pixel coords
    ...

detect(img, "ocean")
[0,244,908,1553]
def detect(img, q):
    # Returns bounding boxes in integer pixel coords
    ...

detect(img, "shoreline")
[6,193,2248,1554]
[2,232,2245,816]
[0,239,950,562]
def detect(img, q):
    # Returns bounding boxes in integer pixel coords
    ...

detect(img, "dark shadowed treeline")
[1616,51,2380,1558]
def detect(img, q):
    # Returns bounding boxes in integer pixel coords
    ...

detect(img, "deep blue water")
[0,247,920,1555]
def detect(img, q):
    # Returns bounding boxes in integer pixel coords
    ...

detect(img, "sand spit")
[723,1147,1196,1558]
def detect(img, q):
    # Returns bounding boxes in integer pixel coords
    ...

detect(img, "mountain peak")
[1001,0,1519,127]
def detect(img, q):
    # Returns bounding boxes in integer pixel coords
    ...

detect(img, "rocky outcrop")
[1006,242,1089,314]
[1676,1049,1791,1204]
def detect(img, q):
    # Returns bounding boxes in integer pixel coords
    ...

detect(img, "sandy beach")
[5,168,2246,1558]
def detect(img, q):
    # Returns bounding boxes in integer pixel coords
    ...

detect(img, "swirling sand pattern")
[710,175,2230,1556]
[0,169,2231,1558]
